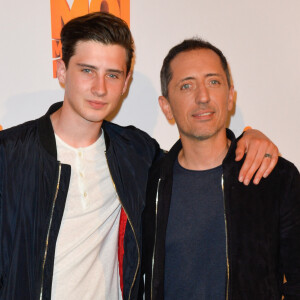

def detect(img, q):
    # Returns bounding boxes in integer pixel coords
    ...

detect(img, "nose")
[91,75,107,97]
[195,85,210,104]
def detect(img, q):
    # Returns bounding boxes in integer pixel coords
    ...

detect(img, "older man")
[143,38,300,299]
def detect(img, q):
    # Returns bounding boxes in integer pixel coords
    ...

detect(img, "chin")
[82,113,106,123]
[181,128,218,141]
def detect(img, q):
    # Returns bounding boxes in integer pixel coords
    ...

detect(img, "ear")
[56,59,67,85]
[122,71,132,95]
[158,96,174,121]
[227,85,235,111]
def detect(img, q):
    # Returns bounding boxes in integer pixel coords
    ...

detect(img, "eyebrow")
[177,73,223,84]
[77,63,98,70]
[176,76,196,86]
[179,76,195,82]
[76,63,124,74]
[107,69,124,75]
[180,73,222,80]
[205,73,222,78]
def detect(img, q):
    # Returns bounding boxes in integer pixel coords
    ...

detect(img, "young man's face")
[57,40,131,125]
[159,49,234,142]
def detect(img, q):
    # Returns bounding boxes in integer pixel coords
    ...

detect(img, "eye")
[180,83,192,90]
[82,68,92,74]
[107,73,119,79]
[210,79,220,85]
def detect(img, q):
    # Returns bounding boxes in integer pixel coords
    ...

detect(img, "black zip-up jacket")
[0,102,161,300]
[143,129,300,300]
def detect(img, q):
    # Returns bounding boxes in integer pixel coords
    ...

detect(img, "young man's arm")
[235,129,279,185]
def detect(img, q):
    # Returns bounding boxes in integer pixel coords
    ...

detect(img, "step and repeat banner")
[50,0,130,77]
[0,0,299,169]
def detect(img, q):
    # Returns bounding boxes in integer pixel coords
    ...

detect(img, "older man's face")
[159,49,234,142]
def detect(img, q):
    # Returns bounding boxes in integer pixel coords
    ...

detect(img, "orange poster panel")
[50,0,130,77]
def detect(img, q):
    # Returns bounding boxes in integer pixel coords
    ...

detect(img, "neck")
[178,131,230,171]
[50,105,102,148]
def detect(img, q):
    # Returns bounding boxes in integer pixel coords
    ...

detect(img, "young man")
[0,13,278,300]
[143,38,300,299]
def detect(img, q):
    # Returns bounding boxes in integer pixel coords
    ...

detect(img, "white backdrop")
[0,0,299,169]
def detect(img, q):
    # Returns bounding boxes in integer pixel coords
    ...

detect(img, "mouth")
[87,100,107,109]
[192,111,214,119]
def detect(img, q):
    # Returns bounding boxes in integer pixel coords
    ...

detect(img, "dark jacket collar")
[37,101,111,159]
[160,128,237,178]
[37,102,62,159]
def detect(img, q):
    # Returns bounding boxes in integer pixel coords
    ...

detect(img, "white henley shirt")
[51,131,122,300]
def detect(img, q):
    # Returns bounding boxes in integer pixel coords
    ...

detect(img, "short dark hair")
[160,38,231,99]
[61,12,134,74]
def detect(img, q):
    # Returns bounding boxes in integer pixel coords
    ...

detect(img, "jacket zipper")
[222,175,230,300]
[105,152,140,300]
[39,163,61,300]
[151,178,161,300]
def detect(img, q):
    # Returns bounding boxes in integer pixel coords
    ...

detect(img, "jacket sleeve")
[280,164,300,299]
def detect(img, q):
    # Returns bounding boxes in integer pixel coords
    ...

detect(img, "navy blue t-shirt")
[164,159,226,300]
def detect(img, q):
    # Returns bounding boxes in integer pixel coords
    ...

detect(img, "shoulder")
[277,156,298,170]
[275,156,300,181]
[103,120,163,158]
[103,120,154,141]
[0,119,38,143]
[0,120,41,165]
